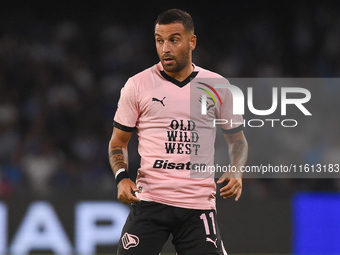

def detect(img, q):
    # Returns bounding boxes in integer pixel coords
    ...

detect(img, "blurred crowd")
[0,2,339,199]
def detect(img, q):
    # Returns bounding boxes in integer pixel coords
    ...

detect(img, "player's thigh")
[117,201,170,255]
[172,209,227,255]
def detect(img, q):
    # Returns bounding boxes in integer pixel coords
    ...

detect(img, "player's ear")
[189,35,197,51]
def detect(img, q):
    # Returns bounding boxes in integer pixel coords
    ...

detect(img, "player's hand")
[117,179,141,204]
[217,176,242,201]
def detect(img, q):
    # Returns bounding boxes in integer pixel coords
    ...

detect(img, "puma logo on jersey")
[122,232,139,250]
[206,237,218,248]
[152,97,166,106]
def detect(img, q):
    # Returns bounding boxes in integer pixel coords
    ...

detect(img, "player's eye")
[171,38,179,43]
[156,38,163,44]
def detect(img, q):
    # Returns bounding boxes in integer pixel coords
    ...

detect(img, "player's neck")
[164,63,194,82]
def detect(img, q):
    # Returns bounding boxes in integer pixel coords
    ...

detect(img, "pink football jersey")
[114,62,243,210]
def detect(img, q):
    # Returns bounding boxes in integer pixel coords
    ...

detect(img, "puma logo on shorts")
[206,237,218,248]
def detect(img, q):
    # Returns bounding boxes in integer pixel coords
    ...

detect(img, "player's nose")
[162,41,171,53]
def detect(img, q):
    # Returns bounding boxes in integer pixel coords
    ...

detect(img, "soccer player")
[109,9,248,255]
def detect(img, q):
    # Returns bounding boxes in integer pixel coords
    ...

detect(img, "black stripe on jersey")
[113,120,135,132]
[160,70,198,88]
[221,125,244,134]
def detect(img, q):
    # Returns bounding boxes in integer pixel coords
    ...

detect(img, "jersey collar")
[157,62,199,88]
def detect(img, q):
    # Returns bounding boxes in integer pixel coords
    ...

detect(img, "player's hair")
[155,9,194,34]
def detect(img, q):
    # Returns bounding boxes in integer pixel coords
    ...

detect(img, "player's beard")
[160,46,191,74]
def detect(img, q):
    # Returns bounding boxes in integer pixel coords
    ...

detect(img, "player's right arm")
[108,127,141,204]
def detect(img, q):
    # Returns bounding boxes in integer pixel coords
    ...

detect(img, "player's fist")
[117,179,141,204]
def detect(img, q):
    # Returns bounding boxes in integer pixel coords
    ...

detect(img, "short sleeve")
[113,78,139,132]
[216,86,244,134]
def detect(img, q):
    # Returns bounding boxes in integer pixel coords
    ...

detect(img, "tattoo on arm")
[226,133,248,167]
[109,145,128,174]
[229,139,248,165]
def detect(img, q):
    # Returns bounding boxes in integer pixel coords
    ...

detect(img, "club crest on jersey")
[196,82,223,115]
[196,82,222,105]
[121,232,139,250]
[199,96,215,111]
[152,96,166,106]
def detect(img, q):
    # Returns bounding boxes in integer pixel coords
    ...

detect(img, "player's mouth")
[162,55,175,65]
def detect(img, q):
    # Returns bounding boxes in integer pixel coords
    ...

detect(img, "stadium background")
[0,0,340,254]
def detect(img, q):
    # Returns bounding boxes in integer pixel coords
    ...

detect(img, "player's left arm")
[217,130,248,201]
